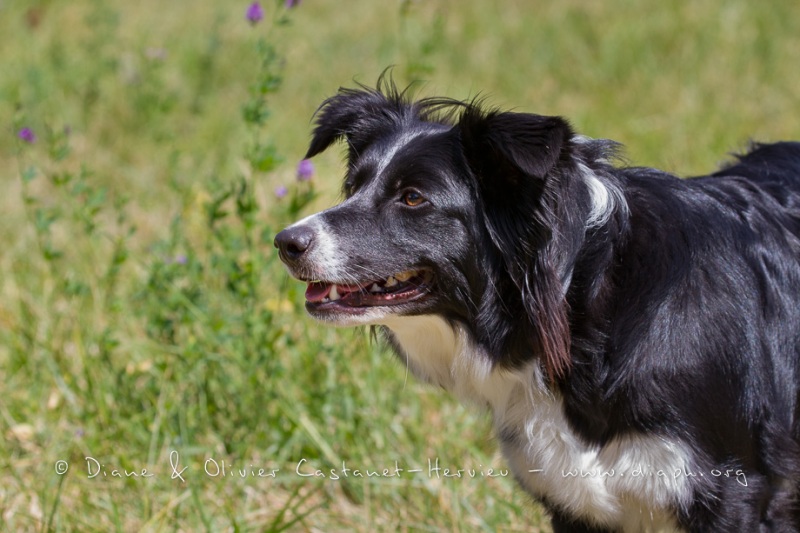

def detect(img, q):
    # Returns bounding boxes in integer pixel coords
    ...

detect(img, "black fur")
[277,77,800,531]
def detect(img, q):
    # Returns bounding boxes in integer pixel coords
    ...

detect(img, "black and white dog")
[275,78,800,532]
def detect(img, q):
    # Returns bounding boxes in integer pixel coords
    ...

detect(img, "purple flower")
[296,159,314,182]
[275,185,288,199]
[174,254,188,265]
[18,127,36,143]
[246,2,264,24]
[285,0,301,8]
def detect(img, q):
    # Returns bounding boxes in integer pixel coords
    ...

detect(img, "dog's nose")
[274,225,314,263]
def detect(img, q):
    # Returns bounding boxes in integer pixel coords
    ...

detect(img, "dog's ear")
[459,107,571,185]
[459,107,574,381]
[305,87,408,161]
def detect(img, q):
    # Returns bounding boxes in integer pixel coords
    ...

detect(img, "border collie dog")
[275,78,800,532]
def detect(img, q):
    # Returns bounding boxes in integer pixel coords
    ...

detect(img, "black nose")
[274,225,315,263]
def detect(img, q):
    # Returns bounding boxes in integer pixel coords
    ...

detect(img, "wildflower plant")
[240,1,317,220]
[134,0,321,469]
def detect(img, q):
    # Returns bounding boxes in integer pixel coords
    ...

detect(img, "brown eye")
[401,190,425,207]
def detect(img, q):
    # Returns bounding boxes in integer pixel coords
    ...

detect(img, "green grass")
[1,0,798,531]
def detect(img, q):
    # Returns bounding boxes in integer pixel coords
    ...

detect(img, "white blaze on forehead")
[374,131,426,178]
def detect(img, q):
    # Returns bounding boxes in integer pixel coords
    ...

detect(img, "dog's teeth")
[385,276,398,287]
[329,285,341,301]
[394,270,416,282]
[370,283,382,293]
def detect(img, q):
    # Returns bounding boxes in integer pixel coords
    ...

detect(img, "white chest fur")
[382,315,692,532]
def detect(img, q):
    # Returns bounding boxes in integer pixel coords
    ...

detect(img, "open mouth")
[304,269,433,310]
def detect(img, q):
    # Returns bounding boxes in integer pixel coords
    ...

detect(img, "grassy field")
[1,0,799,531]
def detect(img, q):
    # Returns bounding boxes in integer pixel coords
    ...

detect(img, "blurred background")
[1,0,798,531]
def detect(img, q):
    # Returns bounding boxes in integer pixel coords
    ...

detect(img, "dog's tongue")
[305,282,332,303]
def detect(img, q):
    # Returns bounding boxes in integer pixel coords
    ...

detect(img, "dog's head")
[275,78,619,379]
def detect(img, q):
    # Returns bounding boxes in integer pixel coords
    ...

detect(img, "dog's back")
[713,141,800,185]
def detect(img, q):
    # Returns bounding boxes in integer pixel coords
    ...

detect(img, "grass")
[0,0,798,531]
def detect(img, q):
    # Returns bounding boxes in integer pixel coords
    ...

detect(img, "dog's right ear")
[305,87,408,160]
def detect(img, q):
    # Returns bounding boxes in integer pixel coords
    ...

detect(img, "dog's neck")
[381,315,531,411]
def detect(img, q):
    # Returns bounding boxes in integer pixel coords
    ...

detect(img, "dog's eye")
[401,190,426,207]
